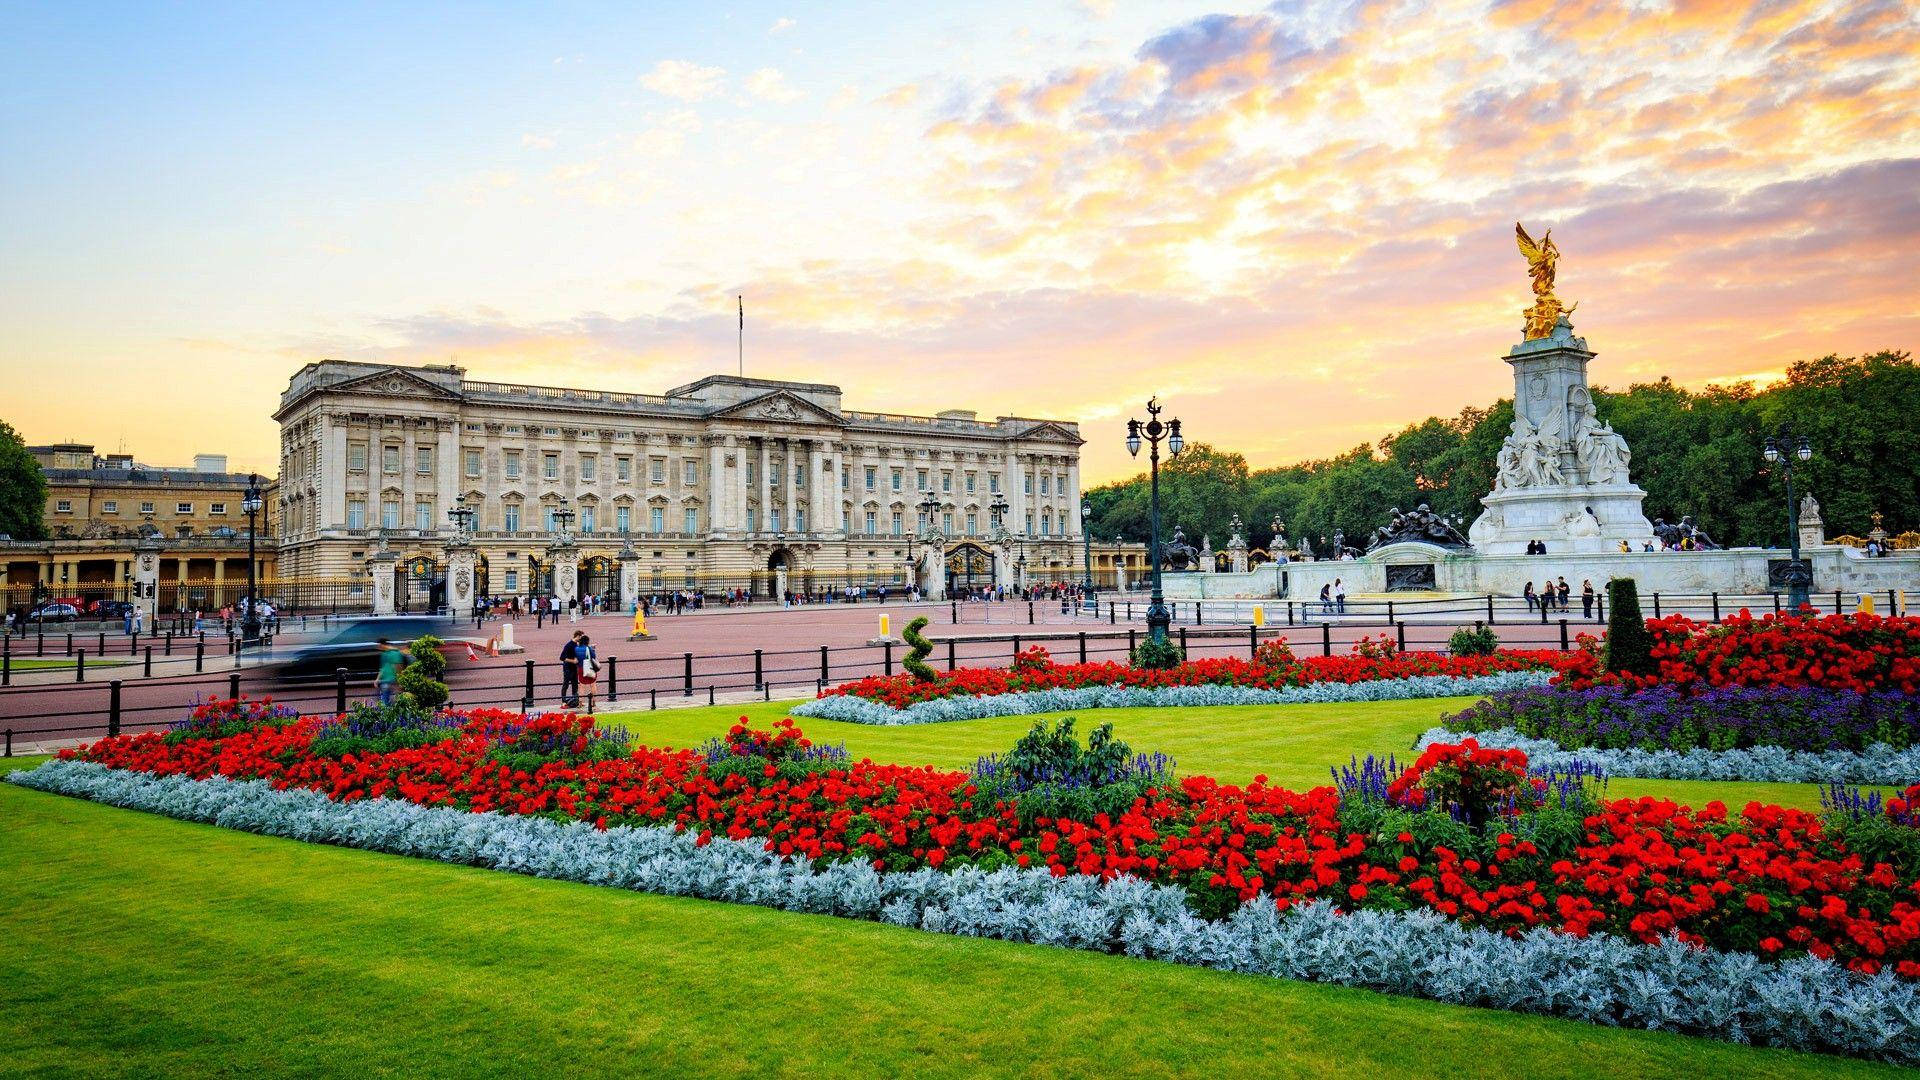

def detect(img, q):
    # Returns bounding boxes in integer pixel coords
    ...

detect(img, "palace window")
[683,460,698,485]
[864,466,877,490]
[383,445,401,474]
[794,509,805,531]
[543,453,559,480]
[864,511,877,535]
[1041,511,1052,536]
[747,507,759,531]
[966,513,977,535]
[348,442,368,472]
[347,500,366,530]
[684,507,698,533]
[770,509,783,532]
[55,499,72,513]
[210,502,226,515]
[794,463,805,487]
[941,472,952,492]
[415,502,432,531]
[650,458,666,483]
[176,502,193,515]
[504,451,521,479]
[616,456,631,481]
[942,512,954,534]
[891,511,903,536]
[504,503,521,532]
[651,567,664,588]
[615,506,631,533]
[416,447,433,475]
[891,469,902,491]
[102,501,118,514]
[649,507,665,533]
[1040,474,1051,495]
[381,501,400,530]
[917,469,928,491]
[580,506,596,532]
[580,455,597,482]
[504,570,519,592]
[989,473,999,493]
[965,473,976,494]
[842,510,851,533]
[140,501,155,515]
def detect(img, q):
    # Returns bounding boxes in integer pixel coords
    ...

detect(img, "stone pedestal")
[913,536,947,600]
[1798,494,1826,551]
[133,538,162,626]
[1469,316,1654,554]
[993,537,1017,590]
[617,546,641,612]
[495,622,524,653]
[367,549,398,615]
[546,541,579,611]
[444,539,477,614]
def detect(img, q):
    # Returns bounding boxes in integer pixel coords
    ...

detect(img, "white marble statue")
[1572,399,1631,485]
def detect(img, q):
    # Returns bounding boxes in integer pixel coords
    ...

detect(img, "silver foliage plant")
[1418,726,1920,785]
[14,758,1920,1064]
[794,671,1556,726]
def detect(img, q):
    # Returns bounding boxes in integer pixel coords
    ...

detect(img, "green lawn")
[0,760,1903,1079]
[3,656,133,670]
[598,697,1858,812]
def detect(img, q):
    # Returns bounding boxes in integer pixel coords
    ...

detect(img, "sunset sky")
[2,0,1914,485]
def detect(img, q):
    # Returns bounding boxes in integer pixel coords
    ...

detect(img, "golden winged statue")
[1515,222,1575,340]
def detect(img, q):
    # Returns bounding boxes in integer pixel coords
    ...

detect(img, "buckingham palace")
[272,361,1086,608]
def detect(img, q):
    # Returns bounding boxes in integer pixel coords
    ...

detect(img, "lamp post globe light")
[1125,397,1184,647]
[240,473,263,646]
[447,495,475,537]
[1763,432,1815,611]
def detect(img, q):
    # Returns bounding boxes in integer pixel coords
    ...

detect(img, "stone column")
[325,415,349,527]
[757,438,771,535]
[785,439,799,533]
[706,437,726,536]
[133,539,162,626]
[1067,462,1082,537]
[367,548,398,615]
[826,444,843,536]
[436,420,458,530]
[1006,451,1027,536]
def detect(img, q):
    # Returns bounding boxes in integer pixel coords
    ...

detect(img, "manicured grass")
[0,769,1904,1079]
[3,657,132,670]
[599,698,1857,811]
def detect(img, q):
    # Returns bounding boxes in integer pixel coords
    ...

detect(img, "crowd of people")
[1523,576,1601,618]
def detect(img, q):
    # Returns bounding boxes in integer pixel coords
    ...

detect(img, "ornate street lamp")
[552,502,576,543]
[1125,397,1184,647]
[447,495,475,537]
[1080,499,1095,603]
[1763,433,1815,610]
[240,473,263,646]
[917,489,945,542]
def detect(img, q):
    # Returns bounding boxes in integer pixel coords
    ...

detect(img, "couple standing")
[559,630,600,712]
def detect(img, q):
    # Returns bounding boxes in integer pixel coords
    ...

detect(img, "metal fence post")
[525,659,537,708]
[1012,635,1021,657]
[1396,621,1407,652]
[754,649,764,691]
[1486,594,1495,625]
[1078,631,1087,664]
[683,653,693,696]
[229,670,240,700]
[1711,592,1721,623]
[1196,604,1204,626]
[885,642,895,676]
[1322,623,1332,657]
[336,667,348,714]
[66,632,74,656]
[108,680,122,736]
[75,649,86,683]
[947,639,956,672]
[606,657,618,702]
[195,639,205,672]
[951,600,958,623]
[1128,628,1138,656]
[97,631,106,655]
[1179,626,1189,656]
[1028,600,1035,625]
[1652,593,1662,619]
[1386,601,1395,624]
[1109,603,1115,624]
[1249,624,1258,659]
[165,632,173,656]
[820,645,830,685]
[651,688,658,710]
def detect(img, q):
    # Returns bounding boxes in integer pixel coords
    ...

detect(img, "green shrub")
[396,634,450,709]
[1448,625,1499,657]
[1603,578,1656,677]
[1130,634,1185,670]
[309,701,461,758]
[902,617,937,683]
[970,717,1175,827]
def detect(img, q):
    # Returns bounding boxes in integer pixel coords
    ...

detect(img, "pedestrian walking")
[1581,579,1596,620]
[374,638,407,705]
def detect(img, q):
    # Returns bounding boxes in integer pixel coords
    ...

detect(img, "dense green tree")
[0,420,45,541]
[1084,350,1916,551]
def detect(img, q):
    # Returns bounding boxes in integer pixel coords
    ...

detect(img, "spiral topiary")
[902,616,938,683]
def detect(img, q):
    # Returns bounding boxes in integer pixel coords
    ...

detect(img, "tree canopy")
[0,420,47,541]
[1085,350,1916,553]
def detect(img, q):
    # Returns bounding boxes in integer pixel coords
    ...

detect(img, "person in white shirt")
[1333,578,1347,615]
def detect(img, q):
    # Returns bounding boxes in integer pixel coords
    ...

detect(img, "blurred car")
[28,603,81,623]
[90,600,134,619]
[271,616,468,683]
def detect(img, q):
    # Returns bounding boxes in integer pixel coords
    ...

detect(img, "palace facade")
[273,362,1085,605]
[1,446,278,614]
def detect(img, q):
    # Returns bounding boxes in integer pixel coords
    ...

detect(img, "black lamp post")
[447,495,475,536]
[1125,397,1184,646]
[552,502,576,542]
[1763,432,1814,610]
[240,473,263,645]
[1080,499,1094,603]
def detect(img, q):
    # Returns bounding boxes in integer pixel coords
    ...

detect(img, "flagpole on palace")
[737,295,743,377]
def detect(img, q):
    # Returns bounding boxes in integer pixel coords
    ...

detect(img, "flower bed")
[19,760,1920,1063]
[798,643,1576,725]
[1416,725,1920,785]
[1562,611,1920,693]
[1443,685,1920,754]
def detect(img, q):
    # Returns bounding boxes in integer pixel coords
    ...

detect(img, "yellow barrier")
[1252,604,1265,628]
[879,614,891,638]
